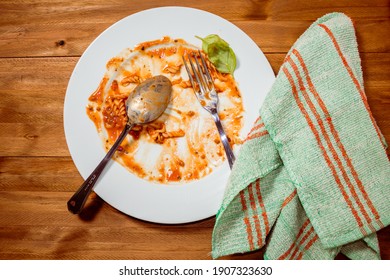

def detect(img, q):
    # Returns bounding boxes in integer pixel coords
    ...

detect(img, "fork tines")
[182,50,214,95]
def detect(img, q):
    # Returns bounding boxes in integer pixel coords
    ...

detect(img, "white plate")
[64,6,275,224]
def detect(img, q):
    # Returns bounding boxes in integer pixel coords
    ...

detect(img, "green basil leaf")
[195,34,226,52]
[207,42,236,74]
[196,34,236,75]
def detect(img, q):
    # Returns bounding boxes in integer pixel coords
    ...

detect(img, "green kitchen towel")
[212,12,389,259]
[212,118,381,259]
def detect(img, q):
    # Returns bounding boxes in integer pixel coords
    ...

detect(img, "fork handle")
[211,111,236,169]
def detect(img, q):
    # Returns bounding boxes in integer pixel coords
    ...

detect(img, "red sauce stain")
[86,37,244,184]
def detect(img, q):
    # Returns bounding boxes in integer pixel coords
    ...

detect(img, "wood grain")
[0,191,263,259]
[0,20,389,57]
[0,0,388,24]
[1,54,388,157]
[0,0,389,57]
[0,0,389,260]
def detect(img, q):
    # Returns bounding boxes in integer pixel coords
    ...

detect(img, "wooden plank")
[0,53,388,157]
[0,20,388,57]
[0,57,77,92]
[0,123,70,156]
[0,0,388,25]
[0,225,262,259]
[0,157,81,192]
[0,57,76,156]
[0,190,260,259]
[0,57,77,124]
[265,0,390,20]
[239,20,390,53]
[0,191,210,228]
[0,190,388,259]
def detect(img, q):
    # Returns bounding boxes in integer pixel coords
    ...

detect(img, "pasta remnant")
[146,122,185,144]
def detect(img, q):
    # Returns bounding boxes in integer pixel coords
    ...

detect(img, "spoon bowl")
[67,75,172,214]
[127,75,172,124]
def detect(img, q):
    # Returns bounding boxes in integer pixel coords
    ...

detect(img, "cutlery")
[67,75,172,214]
[183,51,236,169]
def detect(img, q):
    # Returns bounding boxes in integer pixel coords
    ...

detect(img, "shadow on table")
[77,193,104,221]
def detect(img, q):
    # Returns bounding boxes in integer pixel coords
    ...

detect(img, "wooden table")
[0,0,389,260]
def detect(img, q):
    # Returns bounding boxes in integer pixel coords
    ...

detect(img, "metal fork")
[183,50,235,169]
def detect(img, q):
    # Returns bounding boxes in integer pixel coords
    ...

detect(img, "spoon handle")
[67,122,134,214]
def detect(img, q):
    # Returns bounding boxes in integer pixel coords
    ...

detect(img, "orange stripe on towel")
[244,118,268,142]
[240,190,255,250]
[287,56,372,233]
[283,66,367,236]
[292,48,382,230]
[255,179,270,235]
[248,120,265,136]
[290,226,315,259]
[296,235,319,260]
[318,23,384,150]
[245,130,269,142]
[282,189,297,208]
[278,218,310,260]
[248,182,263,247]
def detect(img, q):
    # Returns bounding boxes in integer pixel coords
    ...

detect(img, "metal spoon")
[67,75,172,214]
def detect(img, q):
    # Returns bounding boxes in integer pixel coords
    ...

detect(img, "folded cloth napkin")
[212,12,390,259]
